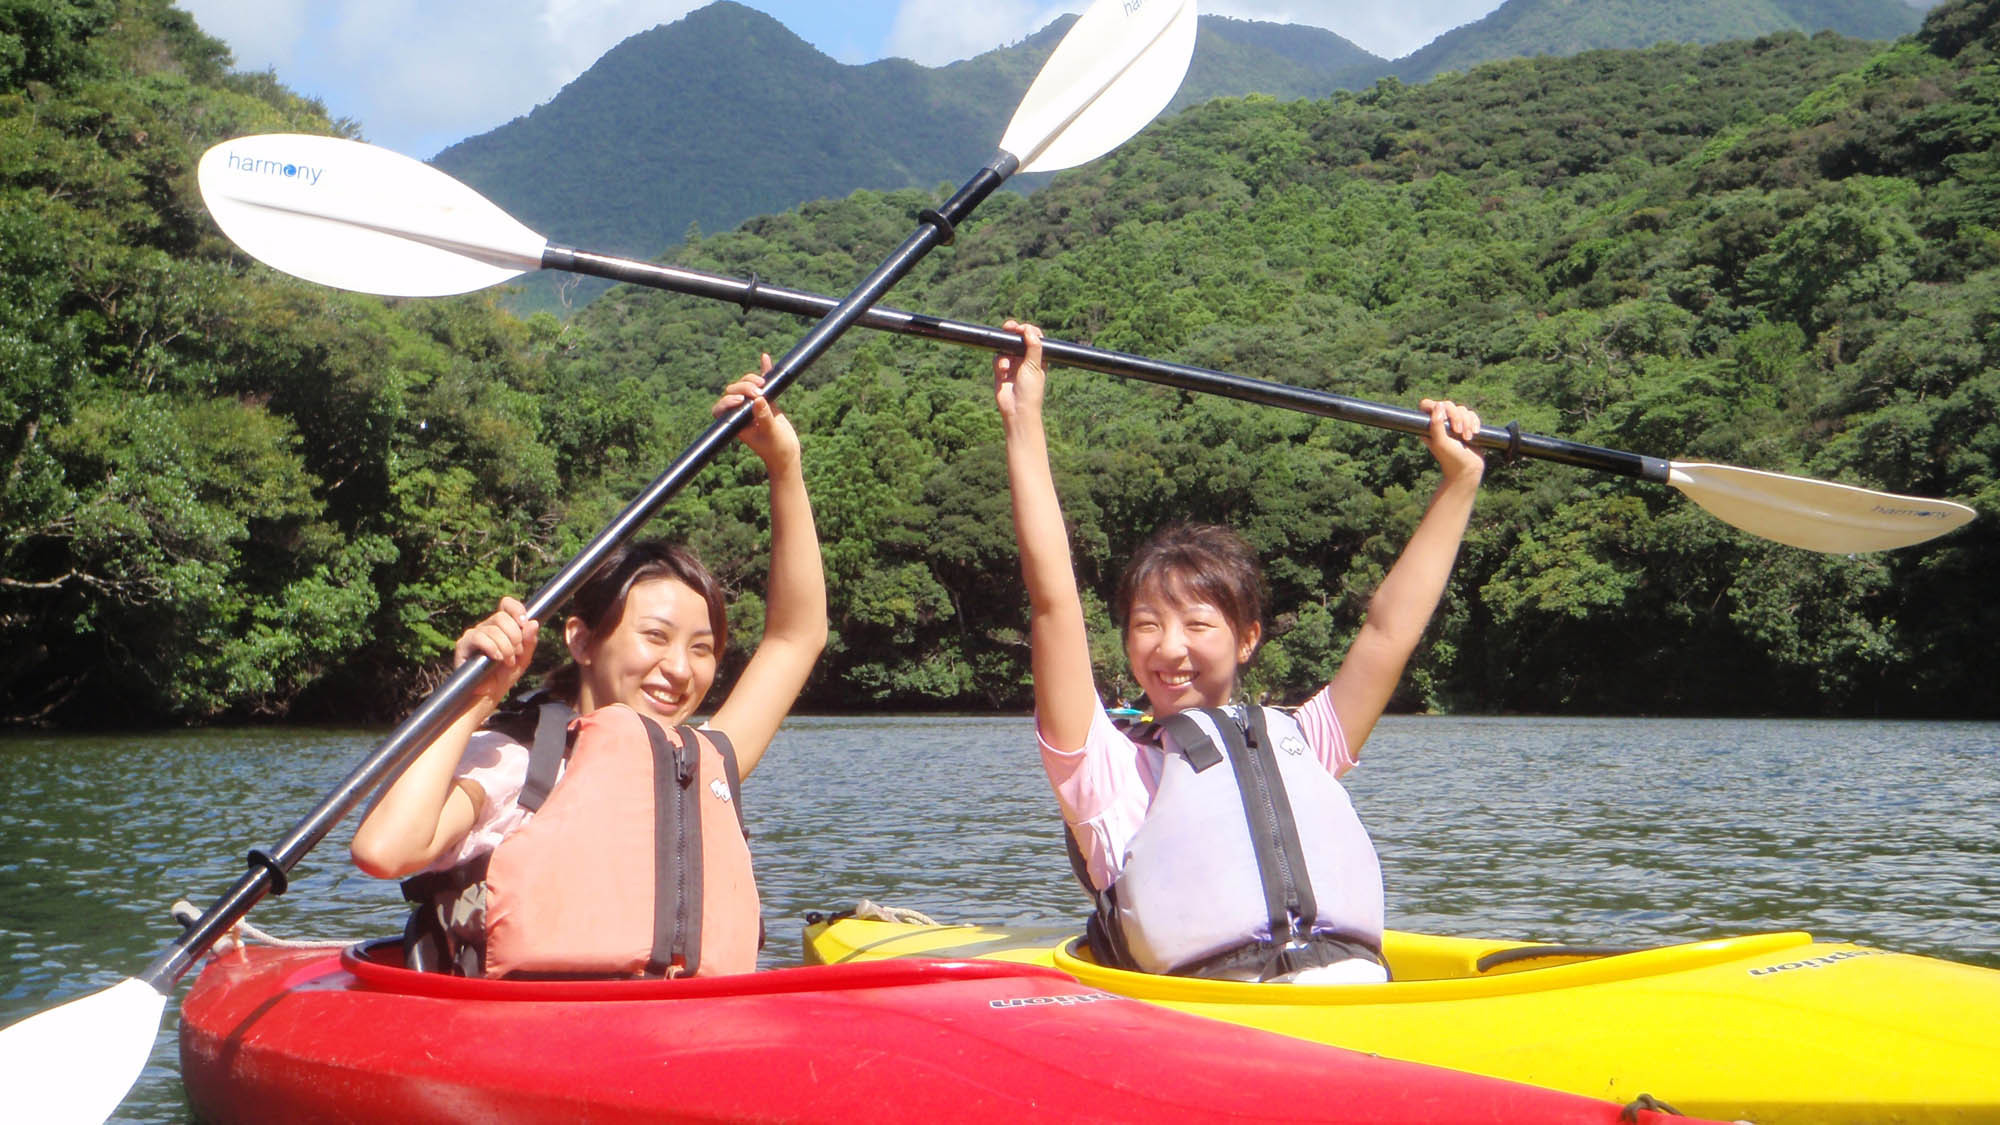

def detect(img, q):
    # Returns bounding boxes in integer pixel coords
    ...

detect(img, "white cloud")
[537,0,705,77]
[883,0,1074,66]
[175,0,701,156]
[1197,0,1500,59]
[175,0,310,72]
[877,0,1501,68]
[322,1,704,149]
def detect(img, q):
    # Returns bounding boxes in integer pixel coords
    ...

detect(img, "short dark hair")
[543,539,728,703]
[1114,523,1265,649]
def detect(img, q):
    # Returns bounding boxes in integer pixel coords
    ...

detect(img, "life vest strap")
[706,728,747,837]
[1243,705,1319,937]
[519,698,574,813]
[703,726,764,952]
[1156,712,1224,772]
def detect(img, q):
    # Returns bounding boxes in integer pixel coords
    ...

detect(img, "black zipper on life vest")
[673,738,699,975]
[643,717,701,977]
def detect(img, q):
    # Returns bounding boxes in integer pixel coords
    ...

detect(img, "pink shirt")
[420,730,536,873]
[1038,685,1354,891]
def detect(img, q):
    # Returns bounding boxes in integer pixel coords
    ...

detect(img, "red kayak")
[181,940,1711,1124]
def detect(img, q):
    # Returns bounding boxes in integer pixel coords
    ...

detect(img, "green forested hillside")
[1395,0,1922,82]
[5,0,1997,725]
[3,0,576,723]
[426,0,1925,320]
[430,3,1385,316]
[565,17,1999,717]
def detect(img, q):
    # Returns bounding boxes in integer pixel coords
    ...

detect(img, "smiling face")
[1124,576,1261,719]
[567,576,719,725]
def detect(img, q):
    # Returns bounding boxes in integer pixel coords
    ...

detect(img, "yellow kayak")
[804,914,2000,1124]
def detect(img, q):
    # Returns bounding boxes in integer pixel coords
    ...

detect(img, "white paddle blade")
[1001,0,1197,174]
[1669,462,1977,553]
[198,134,548,297]
[0,978,166,1124]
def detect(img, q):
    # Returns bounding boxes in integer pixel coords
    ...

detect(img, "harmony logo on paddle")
[1871,503,1958,520]
[989,992,1111,1009]
[219,150,325,186]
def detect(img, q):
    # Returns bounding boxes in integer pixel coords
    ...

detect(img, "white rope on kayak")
[850,899,942,926]
[1619,1093,1700,1121]
[171,900,353,955]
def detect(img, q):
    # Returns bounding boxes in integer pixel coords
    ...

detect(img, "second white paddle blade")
[0,977,167,1125]
[1670,462,1977,553]
[1001,0,1198,174]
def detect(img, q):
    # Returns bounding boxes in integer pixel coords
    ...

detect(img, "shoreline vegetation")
[9,710,1999,740]
[5,1,1998,728]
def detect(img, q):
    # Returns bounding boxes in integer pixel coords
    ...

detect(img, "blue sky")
[172,0,1507,159]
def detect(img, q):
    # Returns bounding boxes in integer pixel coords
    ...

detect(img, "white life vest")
[402,699,760,979]
[1074,706,1384,979]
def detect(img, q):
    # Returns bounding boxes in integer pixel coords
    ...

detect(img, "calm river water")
[2,715,1996,1122]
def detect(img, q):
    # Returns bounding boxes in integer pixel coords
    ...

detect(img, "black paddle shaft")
[535,253,1672,485]
[141,154,1018,992]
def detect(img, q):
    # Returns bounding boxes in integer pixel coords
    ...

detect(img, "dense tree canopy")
[4,0,1995,726]
[2,0,570,722]
[431,0,1918,318]
[1393,0,1922,83]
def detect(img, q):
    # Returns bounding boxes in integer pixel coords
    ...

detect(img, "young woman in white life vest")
[351,357,826,979]
[993,320,1484,984]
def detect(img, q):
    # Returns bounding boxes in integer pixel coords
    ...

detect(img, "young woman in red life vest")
[350,356,826,979]
[993,320,1485,984]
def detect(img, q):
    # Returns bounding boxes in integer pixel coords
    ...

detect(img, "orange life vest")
[402,700,761,979]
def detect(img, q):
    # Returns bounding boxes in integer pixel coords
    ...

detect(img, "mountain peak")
[427,0,1923,316]
[429,4,1395,314]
